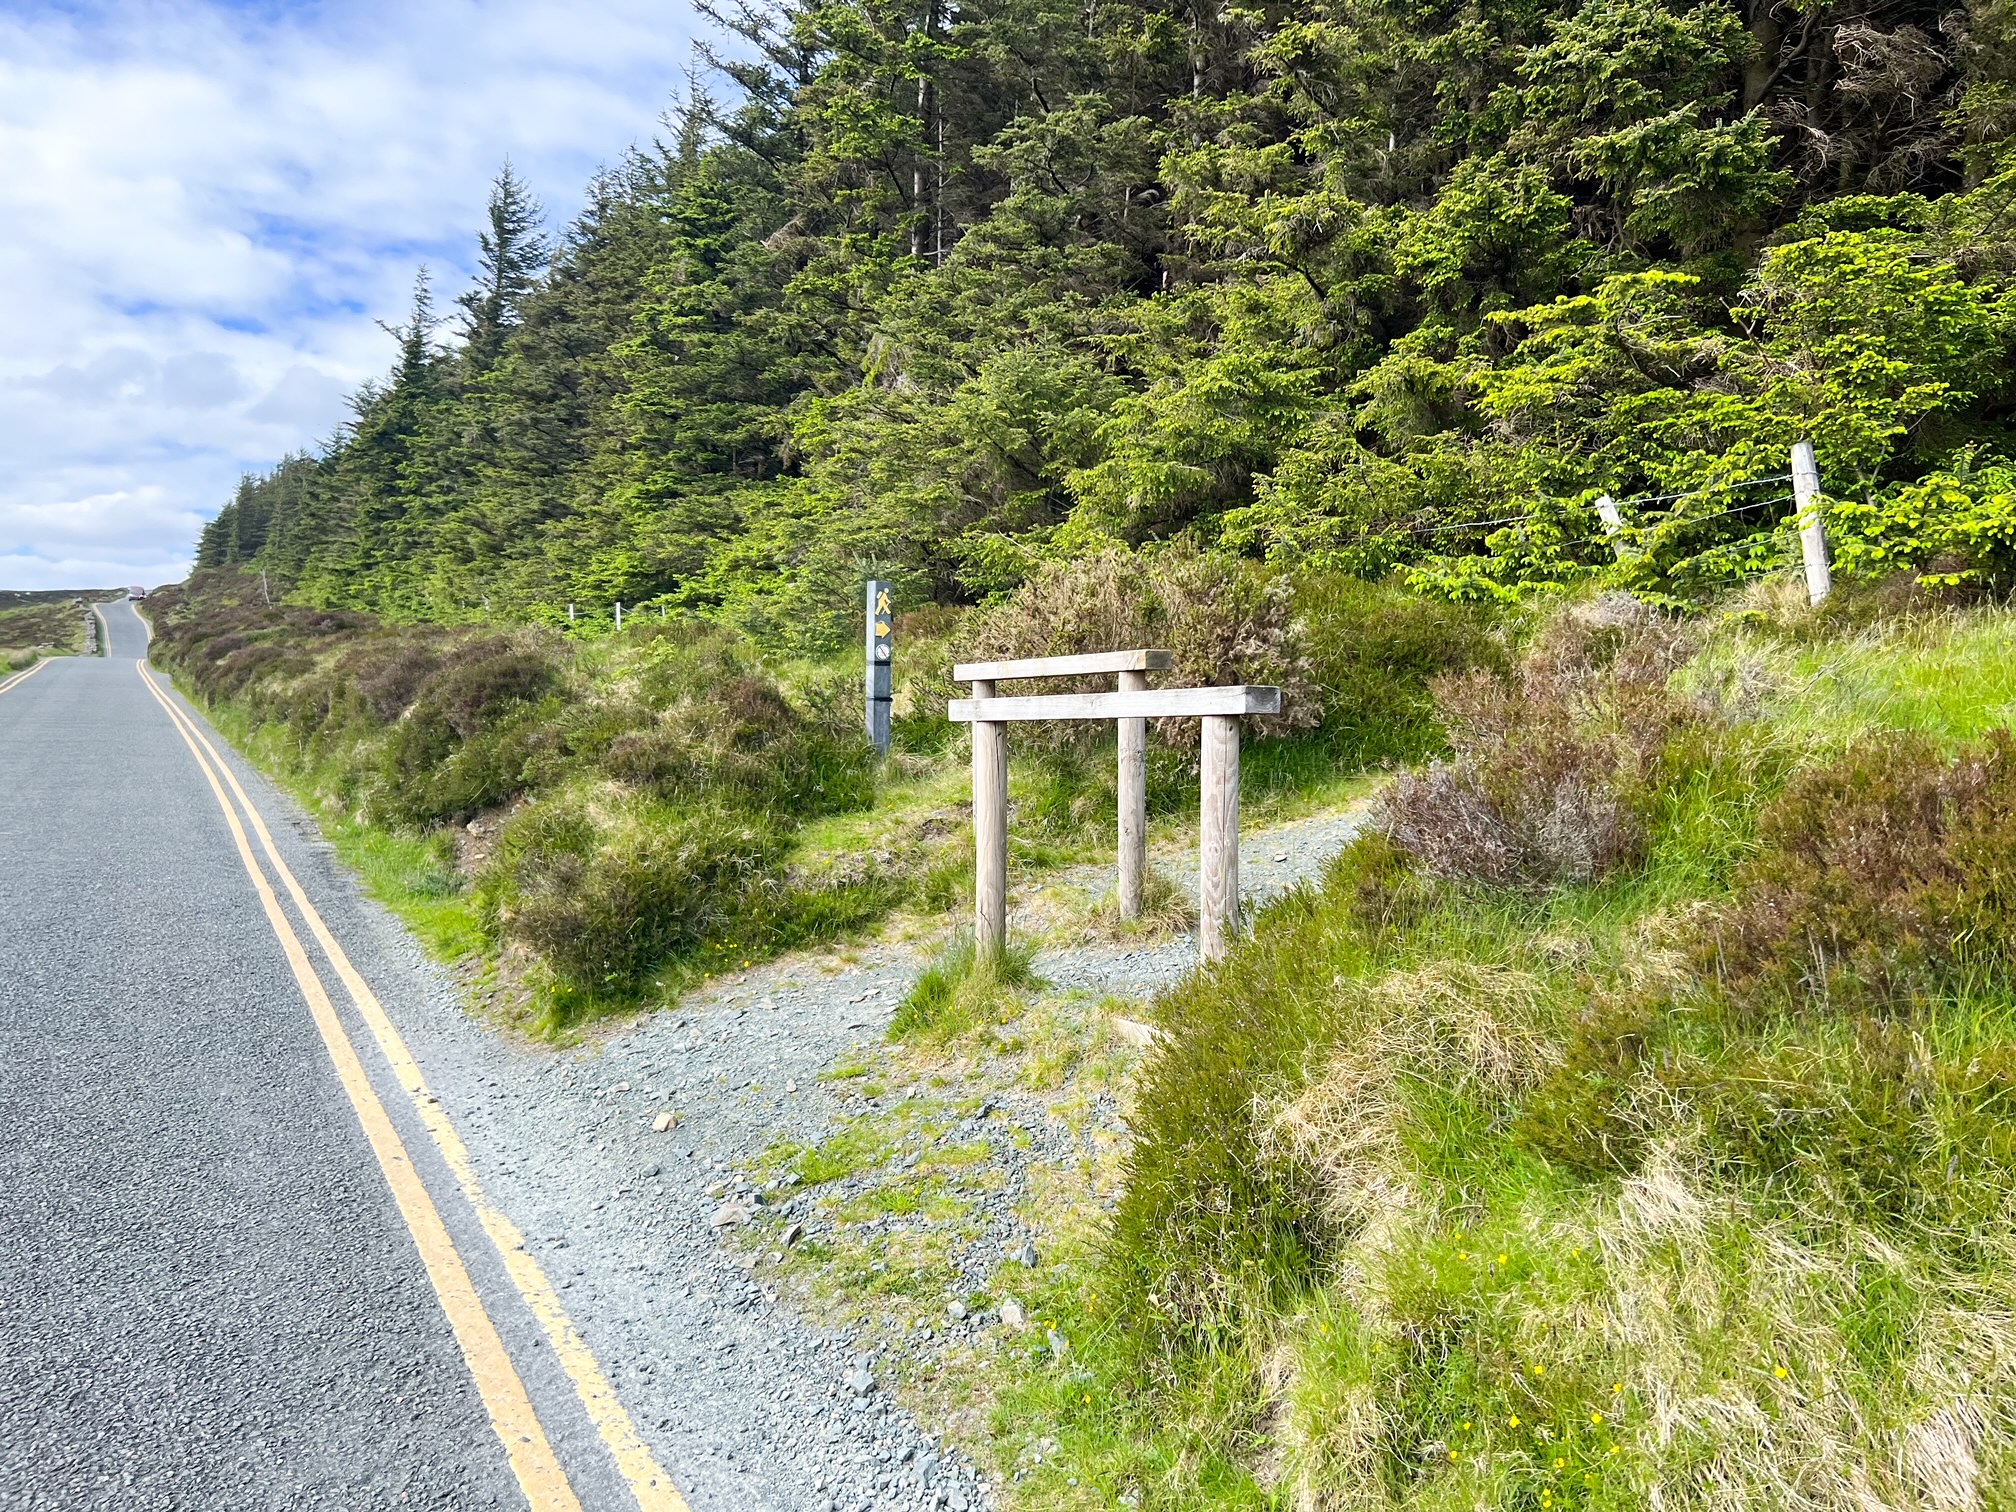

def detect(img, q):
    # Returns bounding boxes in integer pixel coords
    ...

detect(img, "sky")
[0,0,706,590]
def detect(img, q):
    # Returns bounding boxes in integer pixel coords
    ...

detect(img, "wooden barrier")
[948,668,1280,965]
[951,650,1175,924]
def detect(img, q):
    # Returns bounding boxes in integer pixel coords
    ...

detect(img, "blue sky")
[0,0,705,589]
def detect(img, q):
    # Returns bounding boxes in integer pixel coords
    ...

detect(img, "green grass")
[1688,597,2016,748]
[326,822,485,959]
[955,581,2016,1510]
[889,932,1043,1043]
[0,592,99,667]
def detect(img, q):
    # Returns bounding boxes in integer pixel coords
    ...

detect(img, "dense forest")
[200,0,2016,641]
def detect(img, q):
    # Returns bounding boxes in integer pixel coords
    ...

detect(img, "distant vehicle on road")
[126,586,146,601]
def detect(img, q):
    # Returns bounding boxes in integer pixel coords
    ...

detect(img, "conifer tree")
[458,163,549,373]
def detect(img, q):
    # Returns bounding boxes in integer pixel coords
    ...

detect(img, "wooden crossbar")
[952,649,1172,682]
[949,686,1280,723]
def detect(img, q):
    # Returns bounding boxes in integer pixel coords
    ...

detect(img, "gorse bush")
[1379,606,1704,887]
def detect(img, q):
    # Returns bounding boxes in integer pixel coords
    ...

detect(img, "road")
[0,602,685,1511]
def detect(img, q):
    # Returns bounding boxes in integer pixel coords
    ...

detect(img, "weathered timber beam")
[948,686,1280,723]
[952,649,1173,682]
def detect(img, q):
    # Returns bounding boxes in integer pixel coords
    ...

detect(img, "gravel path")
[1030,808,1371,1001]
[20,602,1373,1512]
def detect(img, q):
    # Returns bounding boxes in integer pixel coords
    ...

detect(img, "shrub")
[1707,730,2016,1016]
[1519,733,2016,1220]
[1293,574,1503,767]
[482,793,785,996]
[347,640,443,722]
[602,667,875,818]
[421,642,557,740]
[962,543,1319,746]
[1379,607,1702,887]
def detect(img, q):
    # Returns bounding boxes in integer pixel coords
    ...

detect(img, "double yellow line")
[135,661,688,1512]
[0,658,50,699]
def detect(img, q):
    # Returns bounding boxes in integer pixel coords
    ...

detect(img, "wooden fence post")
[1791,440,1831,606]
[567,603,575,625]
[865,580,893,756]
[971,678,1008,963]
[1199,714,1241,962]
[1595,494,1630,559]
[1117,669,1148,920]
[614,600,623,631]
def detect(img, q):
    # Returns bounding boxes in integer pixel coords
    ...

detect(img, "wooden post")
[1792,440,1831,606]
[1595,494,1629,559]
[614,600,623,631]
[1117,668,1147,920]
[865,580,893,755]
[1199,714,1240,962]
[567,603,575,625]
[971,677,1007,964]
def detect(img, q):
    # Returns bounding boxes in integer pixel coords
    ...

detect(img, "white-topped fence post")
[1595,494,1630,559]
[1792,440,1831,606]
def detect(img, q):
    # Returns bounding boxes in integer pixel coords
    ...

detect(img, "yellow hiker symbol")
[875,589,892,616]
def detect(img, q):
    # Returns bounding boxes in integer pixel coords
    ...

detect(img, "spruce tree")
[458,163,549,373]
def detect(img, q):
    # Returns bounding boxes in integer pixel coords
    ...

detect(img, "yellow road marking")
[0,658,52,698]
[136,664,585,1512]
[139,663,691,1512]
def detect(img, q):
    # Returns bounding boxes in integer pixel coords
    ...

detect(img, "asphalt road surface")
[0,603,682,1511]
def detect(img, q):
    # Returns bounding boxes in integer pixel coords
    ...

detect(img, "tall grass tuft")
[889,932,1042,1042]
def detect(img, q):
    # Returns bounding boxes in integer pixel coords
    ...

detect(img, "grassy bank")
[0,591,104,669]
[747,575,2016,1510]
[145,565,1486,1034]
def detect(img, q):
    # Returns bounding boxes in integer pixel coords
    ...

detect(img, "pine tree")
[458,163,549,372]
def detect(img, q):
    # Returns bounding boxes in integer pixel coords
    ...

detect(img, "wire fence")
[1381,474,1808,558]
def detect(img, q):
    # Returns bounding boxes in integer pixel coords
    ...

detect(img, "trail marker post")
[1792,440,1831,606]
[949,657,1277,965]
[865,580,894,756]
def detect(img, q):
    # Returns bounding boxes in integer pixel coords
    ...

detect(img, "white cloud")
[0,0,704,590]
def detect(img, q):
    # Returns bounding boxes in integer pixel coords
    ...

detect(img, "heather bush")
[1380,608,1703,887]
[480,792,785,995]
[1705,730,2016,1015]
[143,572,888,1019]
[962,543,1319,746]
[349,641,443,722]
